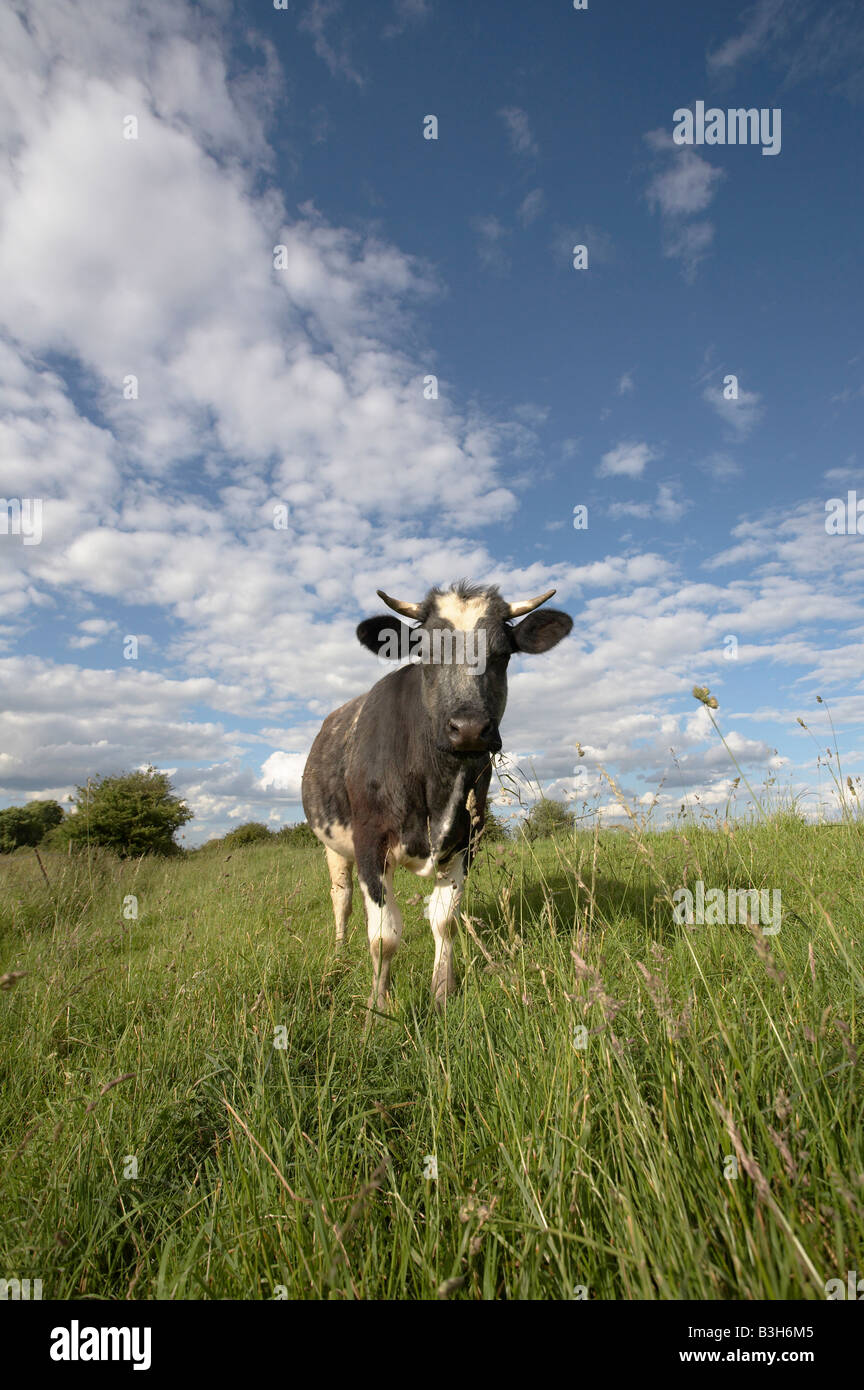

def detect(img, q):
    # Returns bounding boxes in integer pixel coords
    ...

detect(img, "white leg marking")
[361,865,403,1011]
[428,857,465,1005]
[325,847,353,946]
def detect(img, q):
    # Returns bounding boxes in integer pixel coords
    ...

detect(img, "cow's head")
[357,581,572,757]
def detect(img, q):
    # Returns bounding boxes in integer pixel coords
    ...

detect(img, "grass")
[0,816,861,1300]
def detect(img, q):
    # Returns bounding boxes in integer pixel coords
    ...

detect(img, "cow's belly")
[394,845,437,877]
[394,844,465,879]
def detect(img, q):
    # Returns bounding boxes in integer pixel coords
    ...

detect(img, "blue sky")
[2,0,864,841]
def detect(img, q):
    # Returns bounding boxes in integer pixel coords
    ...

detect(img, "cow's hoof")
[365,991,390,1023]
[431,979,456,1009]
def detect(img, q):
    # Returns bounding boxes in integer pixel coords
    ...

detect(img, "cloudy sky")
[2,0,863,842]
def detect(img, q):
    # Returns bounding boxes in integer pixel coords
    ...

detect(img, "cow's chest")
[396,773,473,878]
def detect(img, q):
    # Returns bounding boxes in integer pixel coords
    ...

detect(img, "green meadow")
[1,817,861,1300]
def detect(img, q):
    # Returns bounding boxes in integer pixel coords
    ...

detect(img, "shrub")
[275,821,318,848]
[222,822,274,848]
[481,809,510,843]
[0,800,65,853]
[518,796,574,842]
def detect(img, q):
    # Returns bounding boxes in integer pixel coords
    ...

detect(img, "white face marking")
[433,593,490,631]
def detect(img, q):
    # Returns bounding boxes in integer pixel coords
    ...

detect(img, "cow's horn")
[507,588,557,618]
[377,589,423,620]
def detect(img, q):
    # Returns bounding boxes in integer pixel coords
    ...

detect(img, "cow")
[301,581,573,1015]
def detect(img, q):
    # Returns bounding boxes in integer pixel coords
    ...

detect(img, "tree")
[480,809,510,843]
[66,768,192,857]
[0,799,64,852]
[519,797,574,843]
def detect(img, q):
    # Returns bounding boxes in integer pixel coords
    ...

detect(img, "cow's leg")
[428,853,466,1007]
[325,847,353,950]
[356,840,402,1015]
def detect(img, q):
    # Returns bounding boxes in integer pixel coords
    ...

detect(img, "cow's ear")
[356,614,414,658]
[510,609,573,654]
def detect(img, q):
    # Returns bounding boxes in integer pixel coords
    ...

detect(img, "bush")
[66,768,192,857]
[38,821,75,851]
[481,809,510,843]
[518,797,574,842]
[275,821,318,848]
[0,799,65,853]
[222,822,274,848]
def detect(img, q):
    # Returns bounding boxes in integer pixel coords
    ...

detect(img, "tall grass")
[0,816,861,1299]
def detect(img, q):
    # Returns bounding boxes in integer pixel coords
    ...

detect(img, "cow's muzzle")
[445,713,501,755]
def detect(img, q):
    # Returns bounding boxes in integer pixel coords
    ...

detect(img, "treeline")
[195,801,575,852]
[0,768,190,858]
[1,767,576,859]
[195,821,319,852]
[0,769,318,859]
[0,799,65,852]
[196,800,574,853]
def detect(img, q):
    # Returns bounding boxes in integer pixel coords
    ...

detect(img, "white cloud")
[498,106,539,158]
[825,464,863,482]
[707,0,790,73]
[608,484,690,525]
[382,0,432,39]
[697,452,744,481]
[517,188,545,226]
[705,0,864,104]
[298,0,364,86]
[663,221,715,281]
[258,751,307,798]
[551,223,614,268]
[643,133,724,279]
[471,214,511,275]
[68,616,120,650]
[598,440,659,479]
[646,151,724,217]
[702,382,763,440]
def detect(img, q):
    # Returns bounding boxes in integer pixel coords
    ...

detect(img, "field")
[1,818,862,1300]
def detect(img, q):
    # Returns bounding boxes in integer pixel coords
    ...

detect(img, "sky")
[1,0,863,843]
